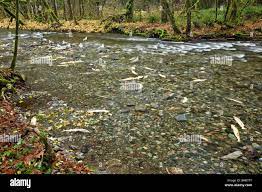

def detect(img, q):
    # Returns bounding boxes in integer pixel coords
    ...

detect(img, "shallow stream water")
[0,29,261,173]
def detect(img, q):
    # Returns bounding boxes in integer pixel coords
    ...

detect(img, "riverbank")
[0,18,261,41]
[0,68,92,174]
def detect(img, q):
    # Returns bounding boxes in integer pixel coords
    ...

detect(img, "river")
[0,29,261,174]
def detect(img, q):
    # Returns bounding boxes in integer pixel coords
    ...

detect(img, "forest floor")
[0,18,261,41]
[0,69,92,174]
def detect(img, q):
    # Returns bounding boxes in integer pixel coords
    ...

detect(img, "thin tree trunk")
[10,0,19,71]
[160,0,168,23]
[42,0,60,23]
[63,0,67,20]
[67,0,77,24]
[229,0,238,21]
[81,0,85,18]
[224,0,231,22]
[67,0,73,20]
[162,0,180,34]
[52,0,58,18]
[79,0,82,18]
[215,0,218,21]
[186,0,192,36]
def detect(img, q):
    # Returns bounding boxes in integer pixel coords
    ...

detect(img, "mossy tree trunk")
[186,0,192,36]
[79,0,84,18]
[52,0,58,18]
[160,0,168,23]
[63,0,67,21]
[42,0,60,24]
[215,0,218,21]
[67,0,73,20]
[81,0,85,18]
[10,0,19,71]
[224,0,238,23]
[67,0,78,24]
[229,0,238,21]
[224,0,231,22]
[162,0,180,34]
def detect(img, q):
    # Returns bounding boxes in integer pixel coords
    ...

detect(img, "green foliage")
[188,5,262,26]
[15,162,25,169]
[156,29,167,38]
[13,139,24,149]
[242,6,262,19]
[192,8,223,25]
[147,14,159,23]
[2,150,16,158]
[147,28,167,38]
[125,0,134,21]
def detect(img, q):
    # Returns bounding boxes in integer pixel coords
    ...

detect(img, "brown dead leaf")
[23,149,44,166]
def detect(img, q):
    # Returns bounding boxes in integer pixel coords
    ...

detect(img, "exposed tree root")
[0,68,25,100]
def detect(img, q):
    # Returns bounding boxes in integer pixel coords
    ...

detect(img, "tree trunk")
[52,0,58,18]
[229,0,238,21]
[42,0,60,23]
[160,0,168,23]
[81,0,85,18]
[162,0,180,34]
[63,0,67,20]
[224,0,231,22]
[215,0,218,21]
[10,0,19,71]
[67,0,77,24]
[79,0,83,18]
[186,0,192,36]
[67,0,73,20]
